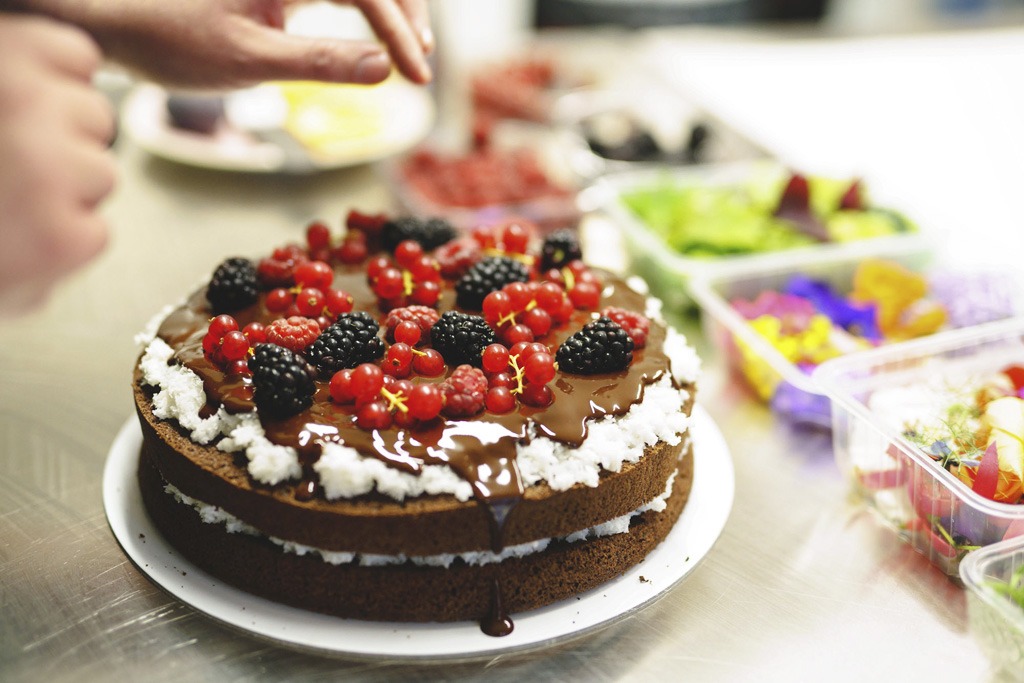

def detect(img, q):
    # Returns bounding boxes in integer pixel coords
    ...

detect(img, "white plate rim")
[102,405,734,660]
[120,82,435,174]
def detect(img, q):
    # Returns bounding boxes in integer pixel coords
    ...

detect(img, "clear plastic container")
[688,249,932,428]
[960,535,1024,678]
[815,319,1024,576]
[591,161,928,311]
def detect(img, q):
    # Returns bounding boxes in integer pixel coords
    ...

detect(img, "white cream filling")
[163,464,680,568]
[138,293,700,498]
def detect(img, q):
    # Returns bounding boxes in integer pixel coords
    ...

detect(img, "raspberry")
[265,316,321,354]
[430,311,497,368]
[248,343,316,418]
[539,228,582,271]
[383,305,439,343]
[306,311,385,377]
[556,316,635,374]
[256,245,307,287]
[206,257,259,313]
[601,307,650,349]
[434,237,482,279]
[455,256,530,310]
[440,365,487,417]
[381,216,458,252]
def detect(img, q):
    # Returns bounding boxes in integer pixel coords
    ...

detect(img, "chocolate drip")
[482,578,514,637]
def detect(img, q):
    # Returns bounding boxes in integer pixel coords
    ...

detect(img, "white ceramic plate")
[103,405,734,660]
[120,81,435,174]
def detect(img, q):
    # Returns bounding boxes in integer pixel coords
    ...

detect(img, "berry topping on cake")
[600,307,650,349]
[556,316,635,374]
[257,245,307,287]
[202,314,254,372]
[456,255,531,310]
[539,228,583,271]
[430,311,497,368]
[265,316,322,354]
[381,216,458,252]
[248,343,316,418]
[305,311,385,377]
[440,365,488,418]
[383,305,440,344]
[206,257,259,313]
[434,237,483,279]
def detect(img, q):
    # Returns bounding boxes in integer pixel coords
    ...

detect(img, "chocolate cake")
[133,214,701,635]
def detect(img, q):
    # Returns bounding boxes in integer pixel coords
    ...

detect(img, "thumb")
[235,26,393,85]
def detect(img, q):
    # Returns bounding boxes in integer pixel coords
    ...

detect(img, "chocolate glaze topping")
[155,264,674,546]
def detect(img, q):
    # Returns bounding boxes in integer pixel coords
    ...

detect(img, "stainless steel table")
[1,25,1011,683]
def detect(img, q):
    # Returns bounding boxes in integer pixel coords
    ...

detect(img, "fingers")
[0,14,116,315]
[393,0,433,54]
[350,0,432,83]
[12,14,103,83]
[235,26,394,85]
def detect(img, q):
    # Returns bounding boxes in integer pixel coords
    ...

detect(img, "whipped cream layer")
[164,460,683,568]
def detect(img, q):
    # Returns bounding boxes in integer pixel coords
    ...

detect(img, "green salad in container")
[620,170,916,258]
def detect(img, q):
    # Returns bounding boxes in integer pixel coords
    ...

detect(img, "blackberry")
[206,257,258,313]
[248,343,316,418]
[555,316,635,375]
[455,256,530,310]
[381,216,457,252]
[539,229,583,271]
[430,311,496,368]
[305,311,385,377]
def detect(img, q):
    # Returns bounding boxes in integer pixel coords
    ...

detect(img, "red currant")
[394,240,424,270]
[335,236,368,264]
[569,281,601,309]
[227,359,251,376]
[374,267,405,299]
[485,386,516,413]
[409,280,440,306]
[242,322,267,344]
[294,260,333,289]
[295,287,326,318]
[350,363,384,402]
[384,343,414,378]
[520,382,553,407]
[521,307,552,337]
[481,343,510,374]
[329,369,355,403]
[356,401,393,430]
[523,352,556,385]
[482,290,513,323]
[394,321,422,346]
[220,330,250,362]
[406,384,443,421]
[324,288,353,316]
[208,314,239,339]
[412,348,445,376]
[503,324,534,346]
[306,221,331,251]
[265,288,293,313]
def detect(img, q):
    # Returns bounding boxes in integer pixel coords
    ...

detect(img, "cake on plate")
[132,213,701,636]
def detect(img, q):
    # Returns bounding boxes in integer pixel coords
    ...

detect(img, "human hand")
[0,14,116,315]
[23,0,434,89]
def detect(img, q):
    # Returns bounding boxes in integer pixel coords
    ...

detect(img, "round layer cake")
[132,214,701,635]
